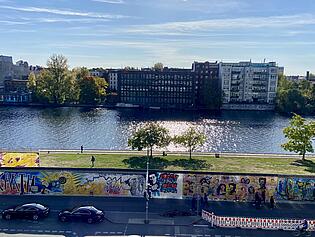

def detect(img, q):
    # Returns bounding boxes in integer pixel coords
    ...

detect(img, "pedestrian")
[270,195,275,209]
[255,191,261,209]
[91,155,95,168]
[203,193,209,209]
[80,145,84,153]
[191,193,197,212]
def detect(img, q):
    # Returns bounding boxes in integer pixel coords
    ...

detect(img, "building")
[192,61,220,110]
[107,69,119,92]
[118,68,195,109]
[219,61,280,110]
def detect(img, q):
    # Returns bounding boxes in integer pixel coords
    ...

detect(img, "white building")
[108,70,119,91]
[219,61,281,110]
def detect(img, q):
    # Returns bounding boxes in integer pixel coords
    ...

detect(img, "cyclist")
[296,219,308,235]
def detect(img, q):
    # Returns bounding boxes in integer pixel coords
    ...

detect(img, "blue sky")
[0,0,315,74]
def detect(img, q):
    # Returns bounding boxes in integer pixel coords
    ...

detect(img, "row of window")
[121,96,193,104]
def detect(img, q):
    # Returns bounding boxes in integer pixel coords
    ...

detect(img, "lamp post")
[144,148,150,224]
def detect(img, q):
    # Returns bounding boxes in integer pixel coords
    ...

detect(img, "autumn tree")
[128,122,171,158]
[74,67,108,104]
[282,113,315,160]
[173,127,206,159]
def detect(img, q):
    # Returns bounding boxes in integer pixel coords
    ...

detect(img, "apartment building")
[219,61,280,110]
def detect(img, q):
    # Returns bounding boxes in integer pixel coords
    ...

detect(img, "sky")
[0,0,315,74]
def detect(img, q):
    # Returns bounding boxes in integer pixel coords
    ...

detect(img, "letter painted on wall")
[183,174,277,202]
[276,177,315,201]
[148,172,183,198]
[0,153,39,167]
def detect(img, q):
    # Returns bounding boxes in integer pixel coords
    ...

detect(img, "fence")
[202,210,315,231]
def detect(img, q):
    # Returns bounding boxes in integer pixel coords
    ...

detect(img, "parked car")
[2,203,50,221]
[58,206,105,224]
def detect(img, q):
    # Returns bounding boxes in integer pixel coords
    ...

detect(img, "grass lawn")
[39,152,315,175]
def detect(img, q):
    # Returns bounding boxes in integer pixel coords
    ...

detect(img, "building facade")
[192,61,220,110]
[219,62,279,109]
[118,68,195,109]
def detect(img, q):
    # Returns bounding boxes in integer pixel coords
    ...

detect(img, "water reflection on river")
[0,106,310,153]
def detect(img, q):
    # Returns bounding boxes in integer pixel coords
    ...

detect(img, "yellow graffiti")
[0,153,39,167]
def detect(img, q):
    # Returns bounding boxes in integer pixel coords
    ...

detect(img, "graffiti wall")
[183,174,278,202]
[276,177,315,201]
[148,172,183,198]
[0,170,145,196]
[0,168,314,202]
[0,153,39,167]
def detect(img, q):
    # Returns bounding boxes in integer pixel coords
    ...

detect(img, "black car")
[2,203,50,221]
[58,206,105,224]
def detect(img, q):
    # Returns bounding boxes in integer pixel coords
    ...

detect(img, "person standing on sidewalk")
[80,145,84,153]
[269,195,275,209]
[91,155,95,168]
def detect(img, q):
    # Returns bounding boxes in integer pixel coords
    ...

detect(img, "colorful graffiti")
[0,168,314,202]
[183,174,278,202]
[276,177,315,201]
[0,170,145,197]
[0,153,39,167]
[148,172,183,198]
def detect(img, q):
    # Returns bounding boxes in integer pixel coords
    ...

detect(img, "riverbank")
[39,151,315,175]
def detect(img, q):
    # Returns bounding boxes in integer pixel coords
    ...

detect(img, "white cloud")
[92,0,125,4]
[126,14,315,35]
[0,5,128,19]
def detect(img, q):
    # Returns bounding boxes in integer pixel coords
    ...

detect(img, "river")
[0,106,312,153]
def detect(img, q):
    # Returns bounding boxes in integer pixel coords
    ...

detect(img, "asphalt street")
[0,195,313,237]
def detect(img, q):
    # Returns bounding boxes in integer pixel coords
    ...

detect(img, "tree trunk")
[302,147,306,161]
[189,147,192,160]
[150,146,153,159]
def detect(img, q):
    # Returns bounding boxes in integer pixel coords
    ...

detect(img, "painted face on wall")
[149,174,157,185]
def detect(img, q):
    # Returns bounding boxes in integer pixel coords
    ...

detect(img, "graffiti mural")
[0,170,145,197]
[183,174,278,202]
[148,172,183,198]
[0,153,39,167]
[276,177,315,201]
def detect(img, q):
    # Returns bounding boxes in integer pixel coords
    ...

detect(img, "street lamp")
[144,148,150,224]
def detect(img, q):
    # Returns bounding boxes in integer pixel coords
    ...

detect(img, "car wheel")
[87,218,93,224]
[60,216,67,222]
[32,214,39,221]
[4,214,11,220]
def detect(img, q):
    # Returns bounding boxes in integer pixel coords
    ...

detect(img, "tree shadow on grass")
[170,158,211,170]
[291,159,315,173]
[123,156,211,171]
[122,156,169,170]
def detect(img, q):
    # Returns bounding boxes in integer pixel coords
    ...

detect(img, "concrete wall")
[0,168,314,202]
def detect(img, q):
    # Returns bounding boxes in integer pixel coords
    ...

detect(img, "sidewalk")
[104,211,201,226]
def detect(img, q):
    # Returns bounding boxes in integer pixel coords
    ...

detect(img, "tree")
[74,67,108,104]
[153,62,164,71]
[173,127,206,159]
[281,113,315,160]
[128,123,171,158]
[32,54,79,104]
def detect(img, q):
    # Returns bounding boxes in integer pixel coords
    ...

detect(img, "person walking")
[270,195,275,209]
[91,155,95,168]
[80,145,84,153]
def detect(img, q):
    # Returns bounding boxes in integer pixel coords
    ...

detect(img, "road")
[0,195,313,237]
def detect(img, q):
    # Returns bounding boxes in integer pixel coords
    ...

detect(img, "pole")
[144,148,149,224]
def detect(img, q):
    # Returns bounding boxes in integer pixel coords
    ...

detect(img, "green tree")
[173,127,206,159]
[153,62,164,71]
[78,76,108,104]
[281,113,315,160]
[32,55,79,104]
[27,72,39,102]
[128,122,171,158]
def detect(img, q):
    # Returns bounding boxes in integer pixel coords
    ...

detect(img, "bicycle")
[293,229,312,237]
